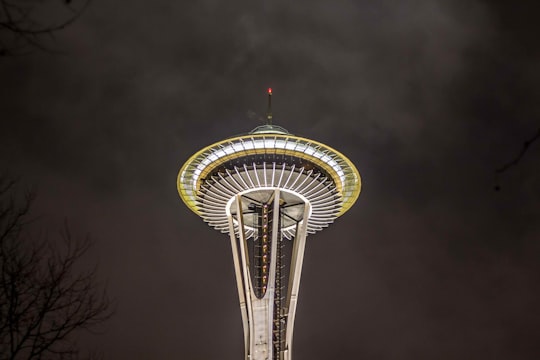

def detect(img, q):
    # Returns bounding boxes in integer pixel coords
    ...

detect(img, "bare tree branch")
[0,177,113,359]
[496,127,540,174]
[0,0,90,56]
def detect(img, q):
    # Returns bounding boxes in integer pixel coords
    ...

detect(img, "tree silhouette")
[0,178,113,359]
[494,127,540,191]
[0,0,89,56]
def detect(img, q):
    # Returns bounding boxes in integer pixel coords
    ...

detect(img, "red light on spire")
[268,87,272,94]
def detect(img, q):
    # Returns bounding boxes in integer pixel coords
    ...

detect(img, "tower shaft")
[228,190,310,360]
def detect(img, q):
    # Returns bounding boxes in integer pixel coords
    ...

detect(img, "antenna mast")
[266,88,273,125]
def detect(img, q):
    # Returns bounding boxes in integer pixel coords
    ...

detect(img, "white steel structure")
[177,101,361,360]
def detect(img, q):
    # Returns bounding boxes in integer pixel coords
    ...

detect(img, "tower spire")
[266,87,273,125]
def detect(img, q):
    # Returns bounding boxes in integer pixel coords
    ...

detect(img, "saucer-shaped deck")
[177,127,361,238]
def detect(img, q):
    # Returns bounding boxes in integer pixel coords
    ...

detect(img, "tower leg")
[283,202,310,360]
[228,190,310,360]
[228,208,250,359]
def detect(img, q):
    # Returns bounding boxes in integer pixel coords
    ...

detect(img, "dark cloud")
[1,0,539,359]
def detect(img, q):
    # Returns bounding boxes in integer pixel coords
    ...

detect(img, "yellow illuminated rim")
[177,134,361,217]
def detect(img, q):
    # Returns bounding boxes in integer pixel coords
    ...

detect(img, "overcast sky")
[1,0,539,359]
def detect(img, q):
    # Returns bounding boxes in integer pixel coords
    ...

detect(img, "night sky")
[1,1,539,359]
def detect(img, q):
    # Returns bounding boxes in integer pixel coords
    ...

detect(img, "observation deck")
[177,125,361,238]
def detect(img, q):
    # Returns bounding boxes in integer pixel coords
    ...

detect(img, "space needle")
[177,89,361,360]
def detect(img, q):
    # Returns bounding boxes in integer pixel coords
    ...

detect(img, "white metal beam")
[227,212,250,359]
[235,196,255,360]
[283,202,311,360]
